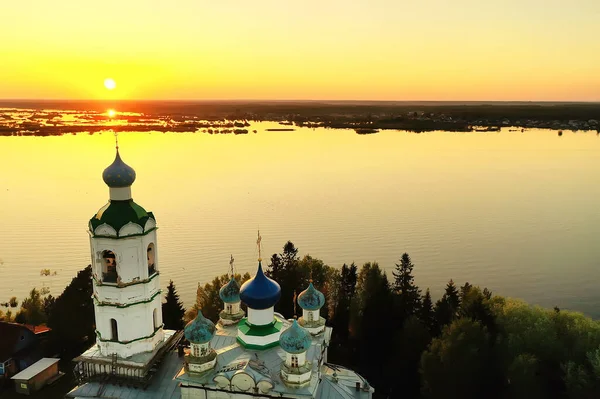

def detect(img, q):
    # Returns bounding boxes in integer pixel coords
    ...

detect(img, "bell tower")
[88,145,164,359]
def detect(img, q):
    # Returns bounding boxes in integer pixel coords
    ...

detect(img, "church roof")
[184,311,216,344]
[239,262,281,310]
[298,282,326,311]
[89,200,155,236]
[219,277,241,304]
[176,320,373,399]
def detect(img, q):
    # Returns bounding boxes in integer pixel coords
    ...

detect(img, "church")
[67,145,374,399]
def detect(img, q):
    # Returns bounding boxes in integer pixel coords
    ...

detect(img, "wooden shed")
[10,358,60,395]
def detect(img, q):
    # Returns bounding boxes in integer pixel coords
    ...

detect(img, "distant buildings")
[0,321,50,381]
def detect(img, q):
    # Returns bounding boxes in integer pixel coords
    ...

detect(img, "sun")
[104,78,117,90]
[107,109,116,118]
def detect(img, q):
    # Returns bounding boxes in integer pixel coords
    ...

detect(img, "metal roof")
[11,358,59,381]
[67,350,182,399]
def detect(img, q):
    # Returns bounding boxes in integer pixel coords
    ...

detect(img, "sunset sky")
[2,0,599,101]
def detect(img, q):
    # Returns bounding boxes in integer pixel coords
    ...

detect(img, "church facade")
[69,146,373,399]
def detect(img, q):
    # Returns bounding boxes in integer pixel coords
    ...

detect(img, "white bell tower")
[88,146,165,359]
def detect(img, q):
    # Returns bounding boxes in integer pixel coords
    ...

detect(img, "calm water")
[1,123,599,316]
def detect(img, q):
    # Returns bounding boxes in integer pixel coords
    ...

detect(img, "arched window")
[102,251,118,283]
[291,355,298,368]
[153,308,159,329]
[110,319,119,341]
[227,304,232,313]
[147,243,156,276]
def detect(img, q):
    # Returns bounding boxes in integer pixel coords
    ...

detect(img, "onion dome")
[297,282,325,311]
[240,262,281,310]
[279,320,312,354]
[102,150,136,188]
[89,200,155,233]
[219,277,241,304]
[184,310,216,344]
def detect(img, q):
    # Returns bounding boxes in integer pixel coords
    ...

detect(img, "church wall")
[247,307,274,326]
[93,272,161,304]
[95,293,162,342]
[90,230,158,285]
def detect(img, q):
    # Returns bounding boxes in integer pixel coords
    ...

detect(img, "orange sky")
[1,0,599,101]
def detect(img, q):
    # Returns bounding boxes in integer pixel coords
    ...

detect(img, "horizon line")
[1,98,599,104]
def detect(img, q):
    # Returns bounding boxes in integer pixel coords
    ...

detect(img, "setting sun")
[104,78,116,91]
[107,109,116,117]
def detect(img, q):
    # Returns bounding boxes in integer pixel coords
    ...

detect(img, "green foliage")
[16,288,48,325]
[9,296,18,308]
[191,272,251,322]
[162,280,186,330]
[420,318,502,399]
[47,265,95,356]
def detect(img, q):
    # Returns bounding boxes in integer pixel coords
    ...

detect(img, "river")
[1,123,599,317]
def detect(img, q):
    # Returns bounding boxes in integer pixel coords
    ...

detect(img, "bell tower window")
[102,250,118,283]
[110,318,119,341]
[291,355,298,368]
[147,243,156,276]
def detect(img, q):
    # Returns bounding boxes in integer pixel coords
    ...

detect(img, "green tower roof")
[90,199,155,236]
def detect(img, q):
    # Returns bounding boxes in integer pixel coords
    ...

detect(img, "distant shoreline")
[1,101,599,136]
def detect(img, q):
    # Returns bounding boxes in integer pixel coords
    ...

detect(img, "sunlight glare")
[107,109,116,118]
[104,78,116,91]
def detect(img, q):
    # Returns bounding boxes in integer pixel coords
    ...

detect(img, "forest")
[4,241,600,398]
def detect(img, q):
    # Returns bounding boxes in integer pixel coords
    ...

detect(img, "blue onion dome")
[184,310,216,344]
[219,277,241,304]
[240,262,281,310]
[297,282,325,311]
[279,320,312,354]
[102,150,136,188]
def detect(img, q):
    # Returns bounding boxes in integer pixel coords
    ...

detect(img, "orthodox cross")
[257,230,262,261]
[229,254,235,278]
[114,131,119,150]
[293,290,298,317]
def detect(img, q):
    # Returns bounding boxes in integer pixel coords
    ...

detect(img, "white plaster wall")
[91,230,158,284]
[302,309,320,322]
[94,275,160,305]
[188,358,216,374]
[281,368,311,384]
[99,327,164,358]
[95,293,162,351]
[237,329,281,348]
[285,352,306,367]
[109,187,132,201]
[225,302,240,314]
[304,324,325,335]
[247,307,273,326]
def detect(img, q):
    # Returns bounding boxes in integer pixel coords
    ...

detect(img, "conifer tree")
[162,280,186,330]
[445,279,461,311]
[392,253,422,318]
[420,288,436,333]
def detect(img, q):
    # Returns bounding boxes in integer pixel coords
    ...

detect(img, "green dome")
[184,310,216,344]
[90,199,155,235]
[219,277,241,303]
[297,282,325,311]
[279,320,312,354]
